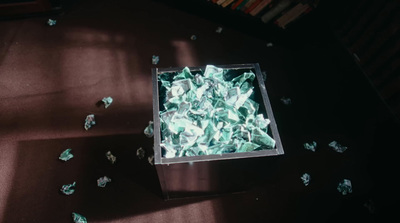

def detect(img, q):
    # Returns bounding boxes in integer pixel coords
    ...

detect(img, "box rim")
[152,63,284,165]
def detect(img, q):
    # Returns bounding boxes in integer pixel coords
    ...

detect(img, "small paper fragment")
[144,121,154,138]
[136,147,145,159]
[152,55,159,65]
[84,114,96,130]
[97,176,111,187]
[105,151,116,164]
[337,179,352,195]
[102,97,113,108]
[190,35,197,40]
[60,182,76,195]
[329,141,348,153]
[72,212,87,223]
[215,27,223,33]
[148,154,154,166]
[59,148,73,161]
[280,97,292,105]
[301,173,311,186]
[47,19,57,26]
[303,141,317,152]
[266,42,274,47]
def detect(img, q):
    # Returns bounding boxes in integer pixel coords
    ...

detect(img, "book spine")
[244,0,262,14]
[281,5,313,28]
[241,0,257,12]
[260,0,292,23]
[222,0,236,7]
[275,3,306,26]
[217,0,227,5]
[236,0,250,10]
[249,0,272,16]
[231,0,244,9]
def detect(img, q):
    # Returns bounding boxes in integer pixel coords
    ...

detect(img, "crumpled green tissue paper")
[47,19,56,26]
[72,212,87,223]
[60,182,76,195]
[157,65,276,158]
[84,114,96,130]
[301,173,311,186]
[337,179,352,195]
[59,148,73,161]
[102,97,113,108]
[97,176,111,187]
[136,147,145,159]
[329,141,348,153]
[144,121,154,138]
[152,55,159,65]
[105,151,116,164]
[303,141,317,152]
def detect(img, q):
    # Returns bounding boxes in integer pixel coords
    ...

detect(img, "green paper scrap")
[152,55,159,65]
[337,179,352,195]
[84,114,96,130]
[60,182,76,195]
[144,121,154,137]
[329,141,348,153]
[47,19,56,26]
[59,148,73,161]
[105,151,116,164]
[102,97,113,108]
[136,147,145,159]
[158,65,276,158]
[72,212,87,223]
[97,176,111,188]
[301,173,311,186]
[280,97,292,105]
[148,154,154,166]
[304,141,317,152]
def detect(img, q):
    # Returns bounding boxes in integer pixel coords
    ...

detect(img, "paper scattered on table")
[215,27,223,33]
[280,97,292,105]
[301,173,311,186]
[148,154,154,166]
[144,121,154,138]
[60,182,76,195]
[102,97,113,108]
[303,141,317,152]
[329,141,348,153]
[152,55,159,65]
[266,42,274,47]
[190,35,197,40]
[47,19,57,26]
[97,176,111,188]
[72,212,87,223]
[337,179,352,195]
[59,148,74,161]
[105,151,116,164]
[157,65,275,158]
[84,114,96,130]
[136,147,145,159]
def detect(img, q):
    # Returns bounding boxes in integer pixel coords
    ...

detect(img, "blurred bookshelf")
[209,0,319,29]
[157,0,320,45]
